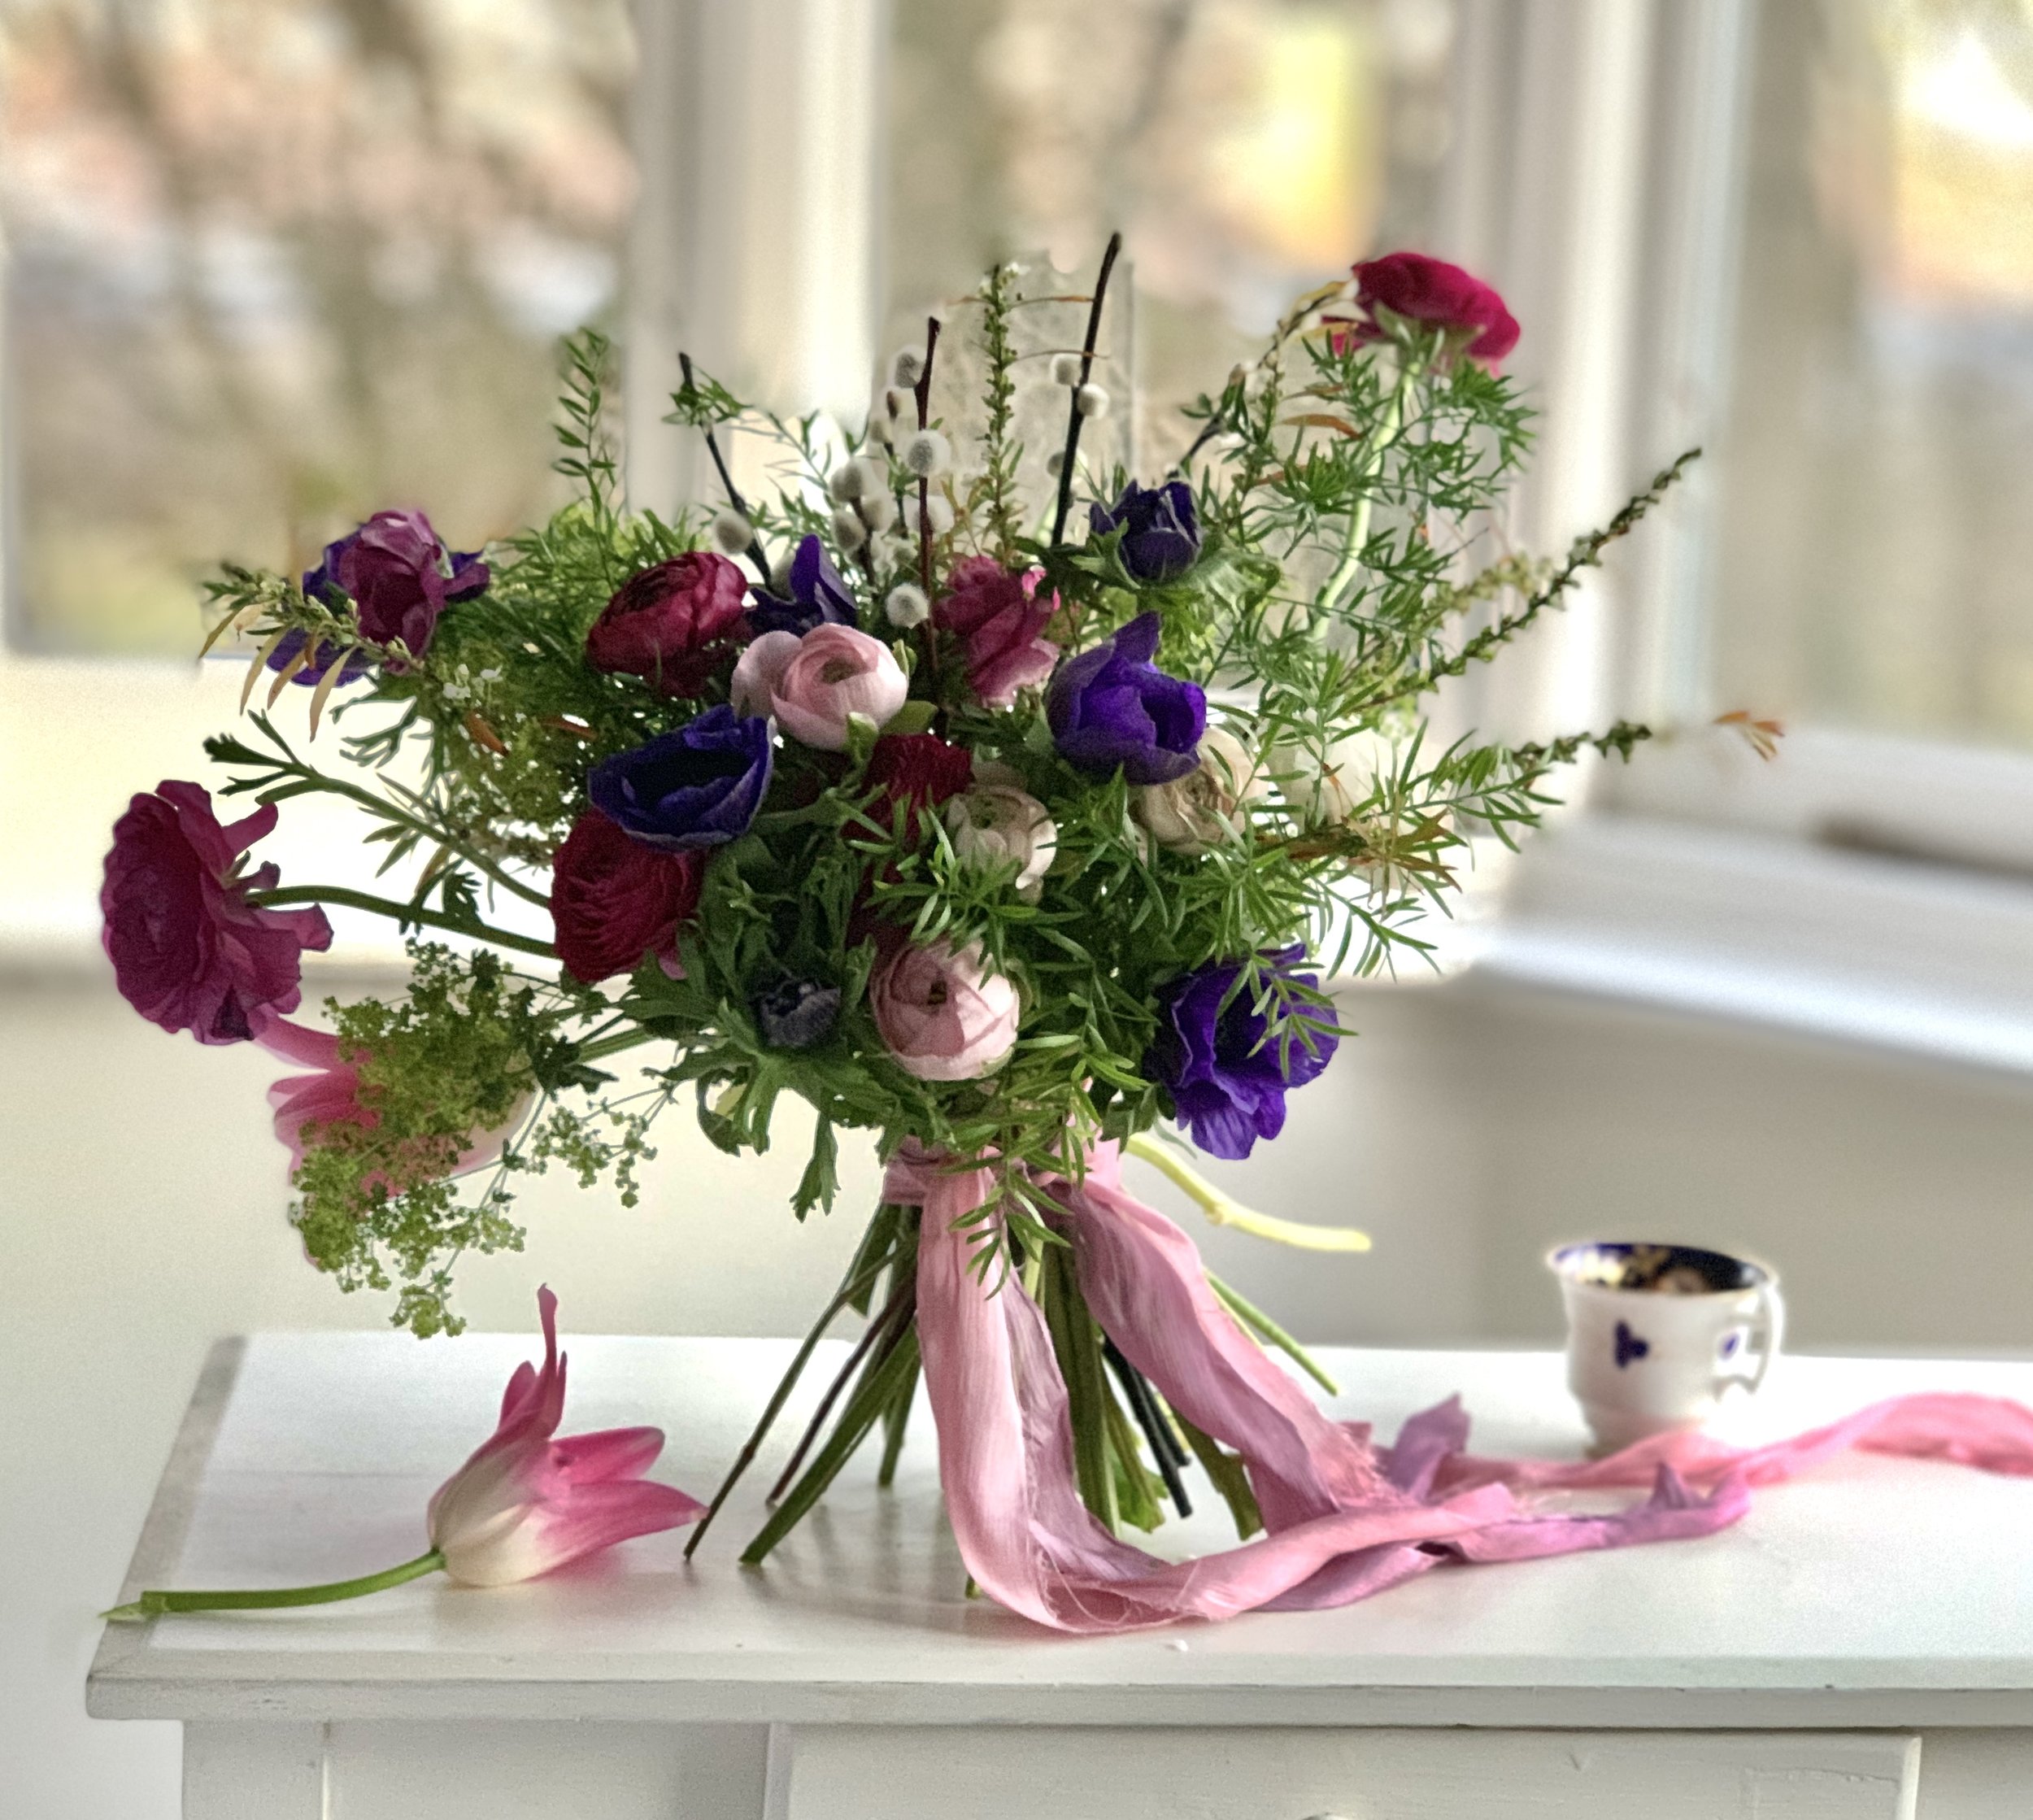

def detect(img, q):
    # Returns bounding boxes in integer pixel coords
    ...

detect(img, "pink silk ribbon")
[885,1142,2033,1635]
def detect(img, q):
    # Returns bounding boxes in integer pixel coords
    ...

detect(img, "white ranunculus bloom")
[944,782,1057,902]
[1130,726,1263,857]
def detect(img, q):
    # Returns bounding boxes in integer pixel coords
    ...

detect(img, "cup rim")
[1546,1239,1775,1296]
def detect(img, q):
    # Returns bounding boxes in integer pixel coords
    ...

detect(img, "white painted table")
[90,1338,2033,1818]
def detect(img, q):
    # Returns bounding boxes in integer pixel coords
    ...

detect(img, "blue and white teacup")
[1547,1242,1785,1453]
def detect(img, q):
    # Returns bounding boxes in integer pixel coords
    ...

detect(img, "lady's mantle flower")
[587,706,773,851]
[1091,480,1201,584]
[933,557,1060,709]
[749,533,858,636]
[1130,726,1263,856]
[1143,948,1340,1160]
[100,781,333,1045]
[1046,611,1206,785]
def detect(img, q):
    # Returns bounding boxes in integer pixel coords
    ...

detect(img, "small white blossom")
[891,346,925,387]
[857,487,898,533]
[866,410,895,450]
[876,533,916,573]
[1130,727,1264,857]
[1076,383,1110,419]
[923,493,955,536]
[884,386,914,424]
[827,460,868,503]
[900,429,951,480]
[711,508,754,555]
[945,784,1058,903]
[829,506,869,552]
[1050,352,1084,386]
[884,582,930,628]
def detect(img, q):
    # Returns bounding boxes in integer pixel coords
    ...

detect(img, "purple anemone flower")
[754,978,842,1050]
[1143,947,1339,1160]
[1091,480,1201,584]
[748,534,858,636]
[1045,611,1205,785]
[587,705,774,852]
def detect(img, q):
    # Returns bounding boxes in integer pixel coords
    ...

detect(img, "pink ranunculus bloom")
[257,1017,529,1187]
[101,781,333,1046]
[933,557,1060,709]
[761,623,909,751]
[729,629,803,719]
[1335,251,1520,368]
[869,937,1021,1082]
[424,1287,704,1587]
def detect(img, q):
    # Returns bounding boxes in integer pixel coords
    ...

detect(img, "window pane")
[1,0,633,656]
[886,0,1456,469]
[1712,0,2033,747]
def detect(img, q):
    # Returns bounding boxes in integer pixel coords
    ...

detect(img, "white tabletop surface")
[87,1335,2033,1729]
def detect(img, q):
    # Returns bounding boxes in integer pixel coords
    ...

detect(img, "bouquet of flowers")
[100,242,1705,1622]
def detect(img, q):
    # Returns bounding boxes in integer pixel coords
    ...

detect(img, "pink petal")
[549,1425,666,1486]
[532,1477,705,1570]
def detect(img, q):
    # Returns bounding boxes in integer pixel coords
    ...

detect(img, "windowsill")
[1451,810,2033,1076]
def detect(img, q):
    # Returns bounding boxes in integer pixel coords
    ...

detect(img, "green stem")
[104,1550,444,1621]
[578,1026,661,1064]
[1314,359,1418,627]
[251,885,557,960]
[1207,1273,1340,1396]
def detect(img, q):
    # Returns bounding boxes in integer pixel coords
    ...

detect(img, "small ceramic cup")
[1547,1241,1785,1453]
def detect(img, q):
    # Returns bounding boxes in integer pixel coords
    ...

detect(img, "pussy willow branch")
[913,313,942,604]
[679,351,773,583]
[1050,230,1124,547]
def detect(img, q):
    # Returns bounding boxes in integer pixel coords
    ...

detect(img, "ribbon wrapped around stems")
[884,1142,2033,1635]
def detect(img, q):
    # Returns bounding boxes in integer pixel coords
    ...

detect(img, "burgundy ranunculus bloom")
[585,551,751,697]
[100,781,333,1044]
[550,809,705,984]
[341,509,487,661]
[864,734,973,843]
[933,557,1060,710]
[1339,252,1519,368]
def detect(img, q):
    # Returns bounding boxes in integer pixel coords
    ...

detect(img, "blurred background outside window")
[1713,0,2033,755]
[0,0,635,658]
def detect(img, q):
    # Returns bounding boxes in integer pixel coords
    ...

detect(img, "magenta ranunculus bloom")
[934,557,1060,709]
[586,551,751,696]
[1340,251,1520,368]
[101,781,333,1045]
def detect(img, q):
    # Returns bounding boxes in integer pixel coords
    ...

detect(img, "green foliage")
[186,252,1696,1339]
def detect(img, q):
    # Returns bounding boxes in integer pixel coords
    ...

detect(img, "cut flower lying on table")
[104,1291,700,1619]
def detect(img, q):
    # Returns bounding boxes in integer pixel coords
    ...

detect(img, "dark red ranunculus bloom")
[100,781,333,1044]
[1339,252,1519,367]
[550,809,705,984]
[586,552,751,696]
[864,734,973,843]
[933,557,1060,709]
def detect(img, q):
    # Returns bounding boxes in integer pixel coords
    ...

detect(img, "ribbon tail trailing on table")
[886,1143,2033,1635]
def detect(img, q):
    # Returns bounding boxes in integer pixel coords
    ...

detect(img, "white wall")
[11,954,2033,1818]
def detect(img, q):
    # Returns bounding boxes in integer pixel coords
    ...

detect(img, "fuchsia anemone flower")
[426,1287,705,1586]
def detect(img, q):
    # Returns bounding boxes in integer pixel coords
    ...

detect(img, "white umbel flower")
[710,509,754,555]
[900,429,951,480]
[1050,352,1084,386]
[884,582,931,628]
[1075,383,1110,418]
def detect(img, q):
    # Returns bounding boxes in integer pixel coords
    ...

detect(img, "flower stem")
[1049,230,1124,548]
[1123,1133,1370,1252]
[103,1550,445,1622]
[250,884,557,960]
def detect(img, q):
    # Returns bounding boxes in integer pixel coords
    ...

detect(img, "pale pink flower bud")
[729,629,803,720]
[869,938,1020,1082]
[1130,726,1263,856]
[425,1288,702,1587]
[944,784,1056,903]
[765,624,908,751]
